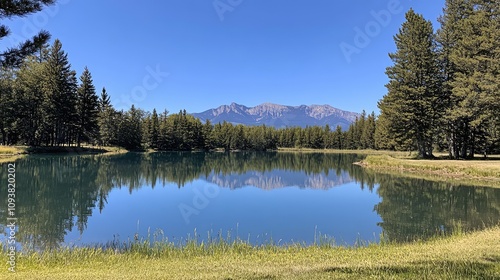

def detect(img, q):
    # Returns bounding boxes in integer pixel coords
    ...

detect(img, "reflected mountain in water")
[0,151,499,251]
[206,170,353,190]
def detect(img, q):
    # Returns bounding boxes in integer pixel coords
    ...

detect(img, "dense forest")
[0,0,498,157]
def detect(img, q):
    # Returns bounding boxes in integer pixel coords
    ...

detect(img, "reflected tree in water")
[1,152,499,250]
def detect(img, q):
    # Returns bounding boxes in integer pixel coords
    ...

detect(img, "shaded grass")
[3,227,500,279]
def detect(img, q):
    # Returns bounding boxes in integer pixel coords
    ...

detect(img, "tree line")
[0,29,378,152]
[0,35,378,152]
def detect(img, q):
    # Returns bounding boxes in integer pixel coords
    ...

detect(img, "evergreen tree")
[202,120,214,150]
[42,39,78,146]
[98,106,118,146]
[333,125,343,149]
[0,0,56,68]
[444,1,500,158]
[379,9,441,158]
[99,87,111,110]
[323,124,333,149]
[436,0,473,158]
[76,67,99,146]
[13,56,46,145]
[97,89,118,146]
[361,112,376,149]
[116,105,143,150]
[354,111,366,149]
[230,125,246,150]
[148,109,160,149]
[0,67,16,144]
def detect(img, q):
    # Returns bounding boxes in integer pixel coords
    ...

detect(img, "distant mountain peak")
[192,102,359,130]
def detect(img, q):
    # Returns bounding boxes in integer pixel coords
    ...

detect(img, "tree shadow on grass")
[321,260,499,279]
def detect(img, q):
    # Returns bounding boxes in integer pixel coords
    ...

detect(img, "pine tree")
[116,105,143,150]
[437,0,471,158]
[149,109,160,149]
[361,112,376,149]
[374,114,394,150]
[0,0,56,68]
[379,9,441,158]
[354,111,366,149]
[333,125,343,149]
[0,67,16,144]
[99,87,111,110]
[42,39,78,146]
[13,56,46,145]
[76,67,99,146]
[97,89,118,146]
[444,1,500,158]
[202,120,214,150]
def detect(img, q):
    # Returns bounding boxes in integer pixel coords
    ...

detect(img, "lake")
[1,152,500,251]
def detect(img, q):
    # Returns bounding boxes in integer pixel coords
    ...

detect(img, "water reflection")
[0,152,499,250]
[375,176,500,242]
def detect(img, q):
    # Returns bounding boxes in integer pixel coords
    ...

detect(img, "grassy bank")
[3,227,500,279]
[0,145,128,163]
[360,155,500,186]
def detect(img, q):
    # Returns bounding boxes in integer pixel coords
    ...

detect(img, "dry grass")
[0,145,25,155]
[361,155,500,186]
[4,227,500,279]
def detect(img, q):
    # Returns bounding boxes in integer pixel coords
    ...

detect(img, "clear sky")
[3,0,445,114]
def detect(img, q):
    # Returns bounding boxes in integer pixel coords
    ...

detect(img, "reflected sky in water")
[1,152,499,250]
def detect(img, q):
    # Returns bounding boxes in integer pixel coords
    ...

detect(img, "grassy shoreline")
[4,227,500,279]
[0,145,127,163]
[277,148,500,187]
[359,154,500,187]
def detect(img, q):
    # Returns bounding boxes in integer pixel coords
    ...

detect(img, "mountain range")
[191,103,359,130]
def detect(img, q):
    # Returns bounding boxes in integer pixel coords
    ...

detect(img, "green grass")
[361,154,500,186]
[3,227,500,279]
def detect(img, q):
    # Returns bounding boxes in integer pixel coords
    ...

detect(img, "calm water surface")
[1,152,499,250]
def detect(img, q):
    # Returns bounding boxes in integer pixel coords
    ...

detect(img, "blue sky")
[3,0,445,114]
